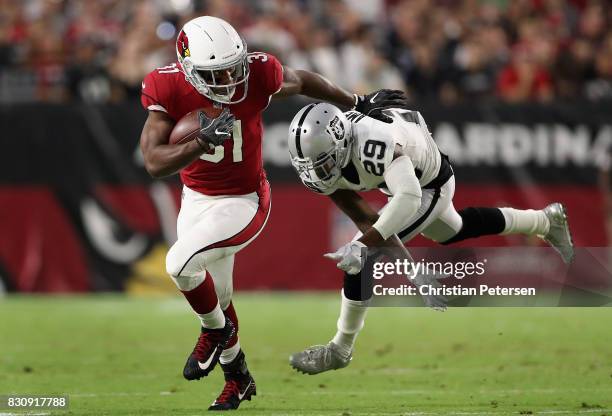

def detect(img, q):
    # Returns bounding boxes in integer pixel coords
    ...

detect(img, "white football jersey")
[324,108,442,195]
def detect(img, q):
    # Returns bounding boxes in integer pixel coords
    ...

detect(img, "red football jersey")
[141,52,283,195]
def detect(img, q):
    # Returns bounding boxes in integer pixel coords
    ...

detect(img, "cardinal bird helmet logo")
[177,30,190,58]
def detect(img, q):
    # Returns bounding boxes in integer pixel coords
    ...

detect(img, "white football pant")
[165,182,271,308]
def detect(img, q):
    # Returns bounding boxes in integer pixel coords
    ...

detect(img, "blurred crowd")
[1,0,612,104]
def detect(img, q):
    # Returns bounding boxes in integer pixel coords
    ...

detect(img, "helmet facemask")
[181,53,250,104]
[177,29,250,104]
[291,126,352,193]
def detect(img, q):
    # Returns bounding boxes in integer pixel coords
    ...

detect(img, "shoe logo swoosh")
[238,381,252,400]
[198,346,218,370]
[369,92,380,104]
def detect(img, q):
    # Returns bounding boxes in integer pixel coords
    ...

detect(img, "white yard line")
[536,411,611,415]
[262,387,611,396]
[69,392,152,397]
[43,392,612,416]
[0,413,50,416]
[264,411,612,416]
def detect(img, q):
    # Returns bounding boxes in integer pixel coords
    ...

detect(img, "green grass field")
[0,294,611,415]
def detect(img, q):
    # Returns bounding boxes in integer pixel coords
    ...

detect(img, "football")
[169,106,223,145]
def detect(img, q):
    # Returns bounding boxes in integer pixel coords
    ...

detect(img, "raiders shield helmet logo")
[327,116,345,142]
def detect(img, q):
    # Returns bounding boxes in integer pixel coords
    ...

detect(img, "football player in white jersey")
[286,103,574,374]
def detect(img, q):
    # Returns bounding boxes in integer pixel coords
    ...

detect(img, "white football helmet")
[176,16,249,104]
[288,103,353,193]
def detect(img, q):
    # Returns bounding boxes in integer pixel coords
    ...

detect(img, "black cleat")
[208,350,256,411]
[183,320,235,381]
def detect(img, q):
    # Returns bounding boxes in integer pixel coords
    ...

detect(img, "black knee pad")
[441,207,505,245]
[343,271,373,301]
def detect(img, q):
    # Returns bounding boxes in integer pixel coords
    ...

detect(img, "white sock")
[220,341,240,364]
[331,291,368,356]
[499,207,549,236]
[196,303,225,329]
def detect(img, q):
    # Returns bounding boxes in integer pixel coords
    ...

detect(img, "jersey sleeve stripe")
[141,91,158,102]
[147,104,168,113]
[345,111,365,123]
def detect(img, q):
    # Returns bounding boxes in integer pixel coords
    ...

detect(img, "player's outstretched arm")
[329,190,405,249]
[274,66,354,108]
[329,190,380,234]
[274,66,410,122]
[140,111,209,178]
[327,189,447,310]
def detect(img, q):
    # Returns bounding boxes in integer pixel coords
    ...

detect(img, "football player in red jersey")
[139,16,406,410]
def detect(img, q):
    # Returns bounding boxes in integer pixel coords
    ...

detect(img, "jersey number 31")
[200,120,243,163]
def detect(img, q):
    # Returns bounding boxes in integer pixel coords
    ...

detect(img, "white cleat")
[540,203,575,264]
[289,342,351,375]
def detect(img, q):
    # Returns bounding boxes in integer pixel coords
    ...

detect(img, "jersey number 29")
[362,140,386,176]
[200,120,243,163]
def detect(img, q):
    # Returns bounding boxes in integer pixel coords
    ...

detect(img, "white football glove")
[324,241,367,275]
[402,250,448,311]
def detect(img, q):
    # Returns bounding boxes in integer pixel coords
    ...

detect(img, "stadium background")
[1,2,611,415]
[0,0,610,294]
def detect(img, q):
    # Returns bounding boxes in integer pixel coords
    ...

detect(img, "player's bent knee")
[343,272,372,303]
[170,274,205,291]
[165,245,187,277]
[165,246,205,291]
[422,221,461,243]
[166,241,209,277]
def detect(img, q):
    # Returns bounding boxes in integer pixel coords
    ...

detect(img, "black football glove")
[196,108,234,148]
[353,89,409,123]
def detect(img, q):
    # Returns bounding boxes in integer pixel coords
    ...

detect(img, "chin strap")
[351,94,362,110]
